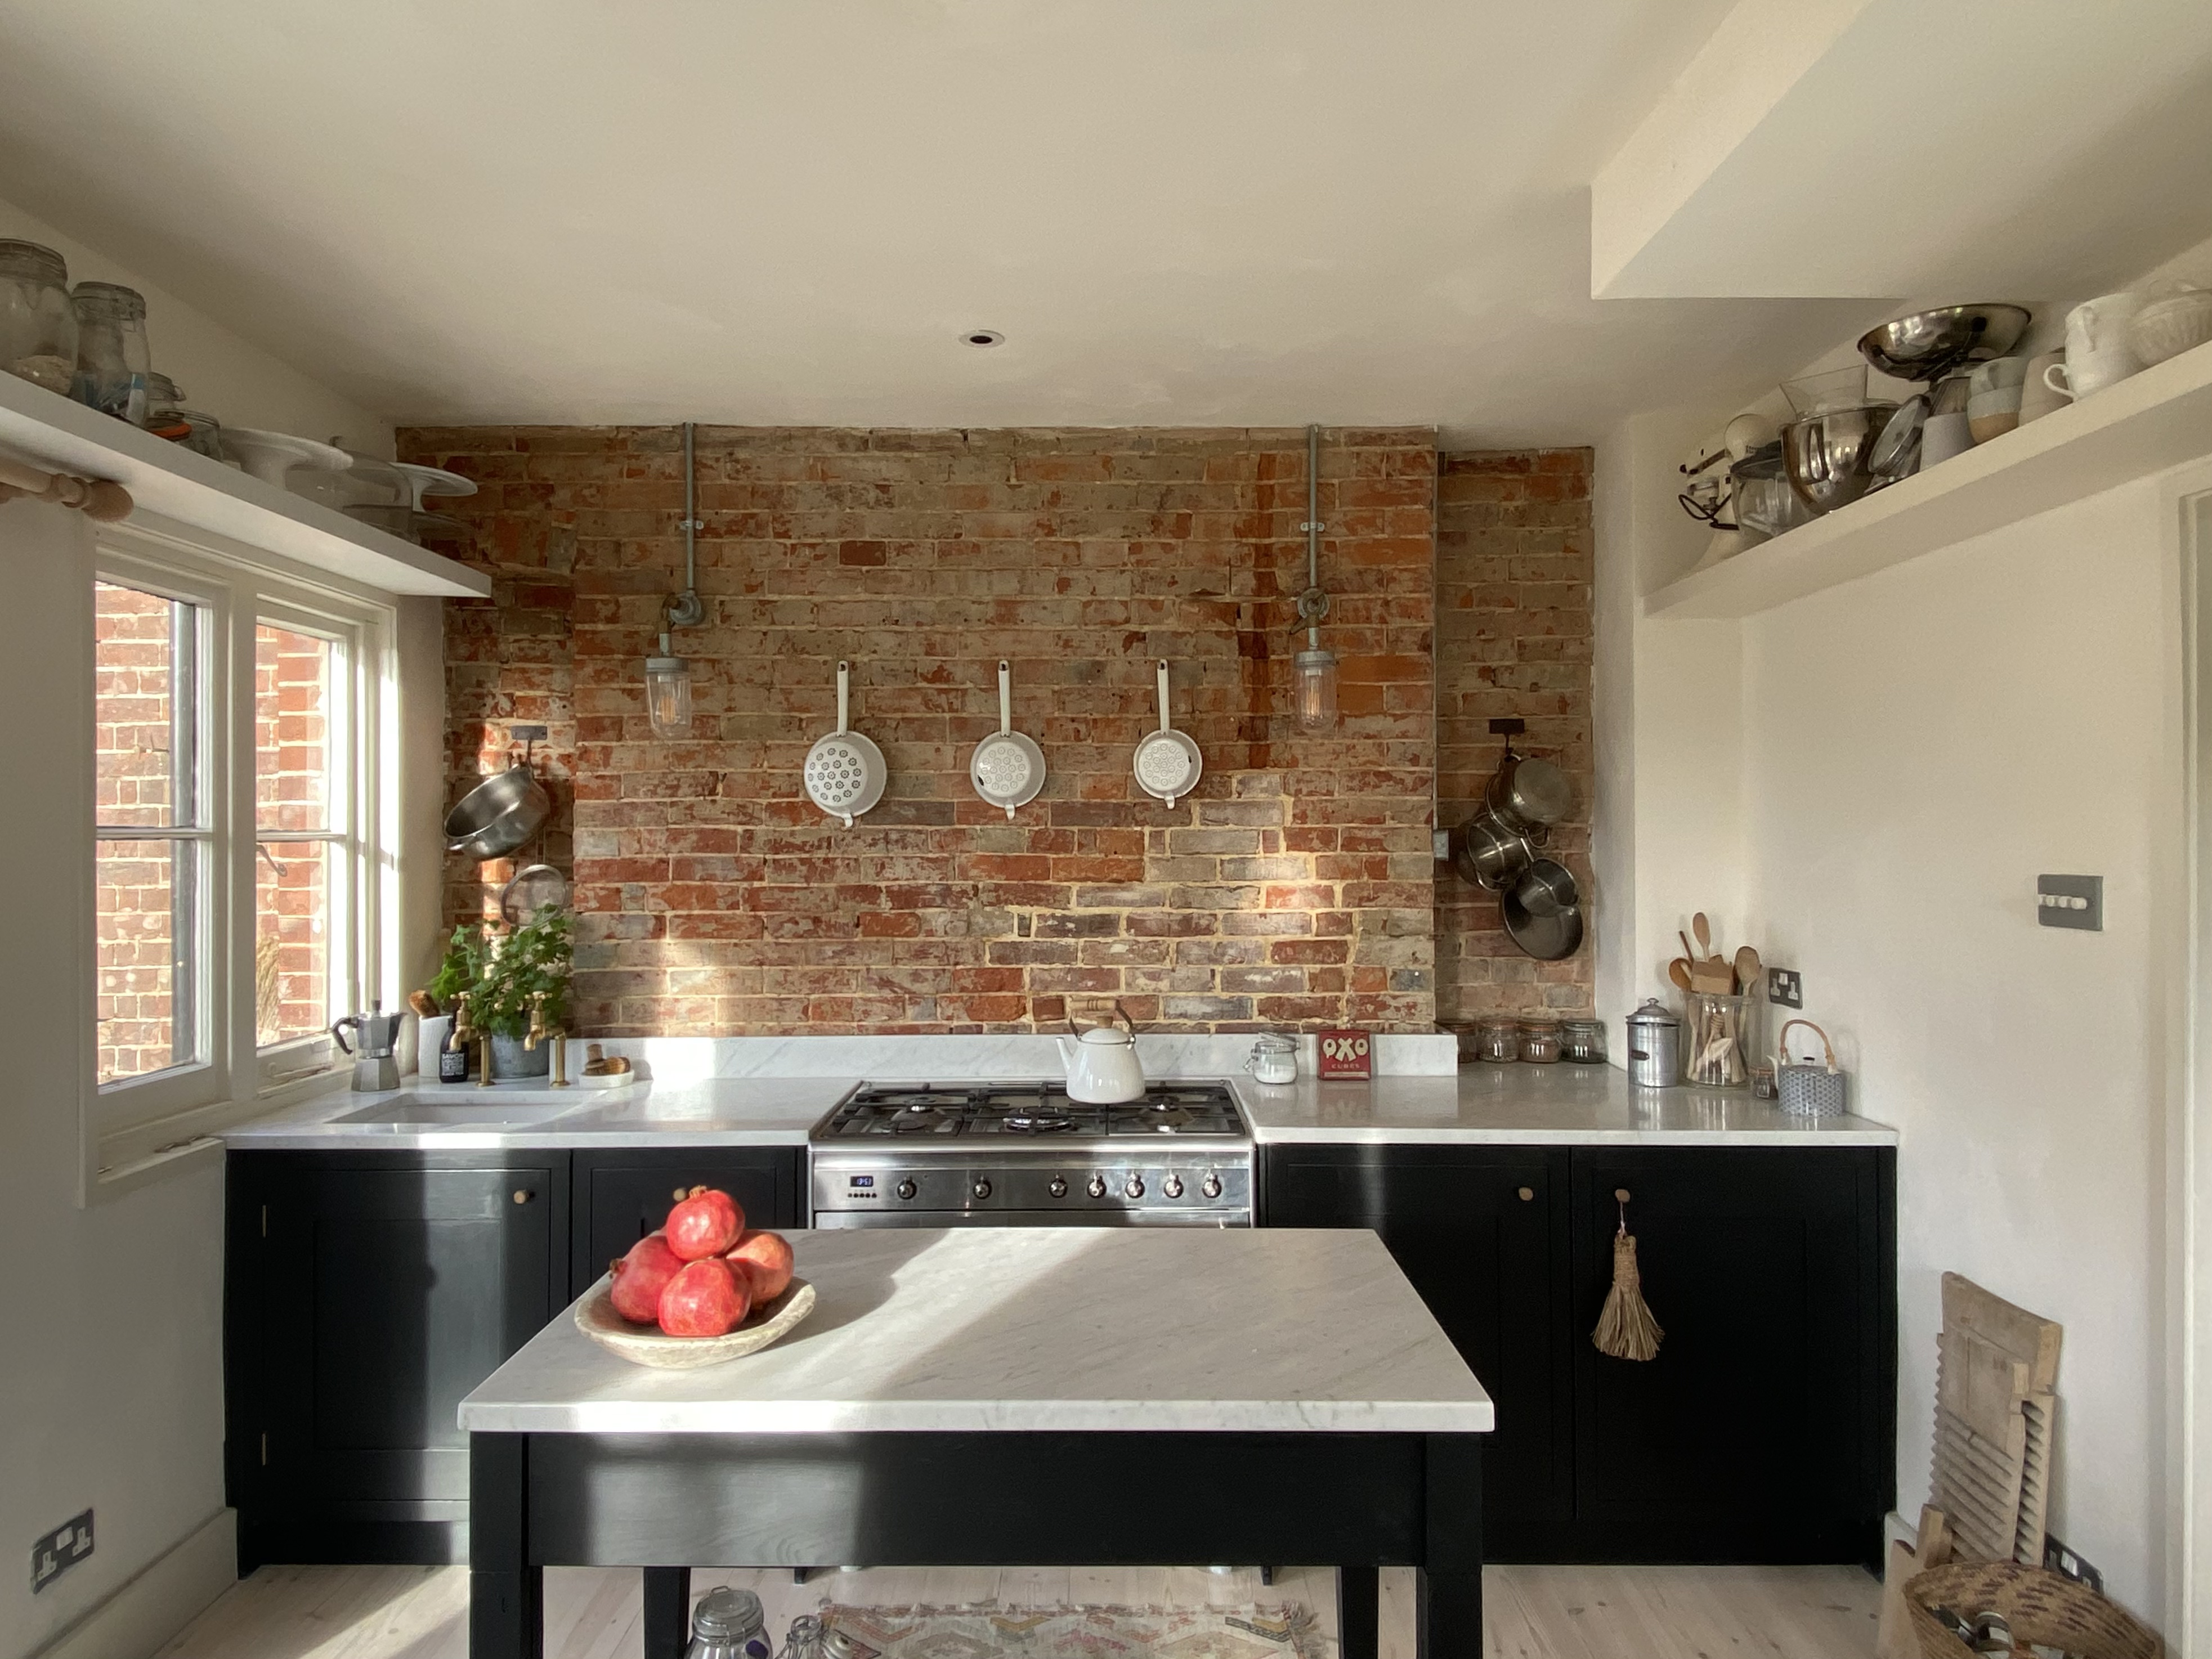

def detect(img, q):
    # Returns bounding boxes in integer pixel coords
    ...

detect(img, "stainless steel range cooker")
[809,1081,1253,1227]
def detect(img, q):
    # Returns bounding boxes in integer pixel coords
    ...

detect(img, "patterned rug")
[821,1602,1325,1659]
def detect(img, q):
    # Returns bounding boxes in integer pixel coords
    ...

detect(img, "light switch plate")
[31,1510,91,1594]
[2037,874,2102,931]
[1433,829,1451,862]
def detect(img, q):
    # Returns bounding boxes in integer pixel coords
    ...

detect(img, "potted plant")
[431,908,573,1079]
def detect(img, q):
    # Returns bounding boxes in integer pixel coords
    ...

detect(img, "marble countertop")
[1240,1062,1896,1146]
[457,1226,1493,1436]
[220,1076,857,1149]
[220,1057,1895,1150]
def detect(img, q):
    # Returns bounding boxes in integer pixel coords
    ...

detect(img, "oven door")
[812,1207,1249,1228]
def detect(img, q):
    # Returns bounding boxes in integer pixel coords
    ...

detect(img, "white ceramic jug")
[2044,292,2144,401]
[1057,1007,1147,1103]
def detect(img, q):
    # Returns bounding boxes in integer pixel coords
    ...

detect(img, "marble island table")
[460,1227,1493,1658]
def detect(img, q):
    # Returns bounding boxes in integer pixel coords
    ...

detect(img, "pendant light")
[1292,423,1337,729]
[647,422,707,738]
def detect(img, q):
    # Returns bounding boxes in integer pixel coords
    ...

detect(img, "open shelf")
[1645,338,2212,620]
[0,372,488,598]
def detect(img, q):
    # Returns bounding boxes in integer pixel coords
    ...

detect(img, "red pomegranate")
[608,1232,684,1324]
[726,1228,795,1303]
[665,1186,744,1261]
[657,1257,752,1337]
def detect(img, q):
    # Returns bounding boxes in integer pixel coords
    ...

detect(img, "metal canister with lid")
[1625,999,1680,1088]
[687,1587,770,1659]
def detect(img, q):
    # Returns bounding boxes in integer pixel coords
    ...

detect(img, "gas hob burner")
[1001,1110,1076,1133]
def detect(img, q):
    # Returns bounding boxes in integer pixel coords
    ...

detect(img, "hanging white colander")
[970,659,1046,819]
[803,661,886,828]
[1132,658,1203,808]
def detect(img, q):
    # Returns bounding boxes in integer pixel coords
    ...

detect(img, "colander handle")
[1156,660,1172,734]
[998,660,1013,735]
[835,660,850,735]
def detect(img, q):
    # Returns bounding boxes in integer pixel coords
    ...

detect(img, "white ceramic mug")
[2044,292,2145,401]
[1968,356,2027,397]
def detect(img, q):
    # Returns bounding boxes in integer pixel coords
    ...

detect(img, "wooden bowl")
[573,1276,815,1370]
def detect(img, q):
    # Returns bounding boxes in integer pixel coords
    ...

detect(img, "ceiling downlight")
[961,329,1005,348]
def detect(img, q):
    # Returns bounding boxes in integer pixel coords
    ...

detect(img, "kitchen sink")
[332,1099,586,1129]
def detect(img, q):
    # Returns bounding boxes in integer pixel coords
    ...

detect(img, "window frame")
[87,523,396,1184]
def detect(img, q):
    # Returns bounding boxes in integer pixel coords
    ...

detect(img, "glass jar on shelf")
[1474,1017,1519,1063]
[1683,989,1752,1088]
[0,240,77,396]
[71,280,152,422]
[1517,1014,1561,1064]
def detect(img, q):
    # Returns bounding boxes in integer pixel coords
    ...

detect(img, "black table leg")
[642,1567,692,1659]
[1420,1434,1484,1658]
[1339,1566,1379,1659]
[469,1432,543,1659]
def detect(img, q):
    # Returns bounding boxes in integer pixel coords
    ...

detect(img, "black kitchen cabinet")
[1260,1141,1894,1566]
[1264,1144,1570,1559]
[1566,1147,1894,1565]
[570,1147,804,1298]
[226,1151,567,1568]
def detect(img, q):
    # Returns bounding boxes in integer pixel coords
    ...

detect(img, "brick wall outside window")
[401,425,1441,1035]
[254,624,332,1043]
[1432,450,1595,1021]
[95,581,181,1082]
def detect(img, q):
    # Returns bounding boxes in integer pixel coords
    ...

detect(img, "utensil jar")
[1683,990,1750,1088]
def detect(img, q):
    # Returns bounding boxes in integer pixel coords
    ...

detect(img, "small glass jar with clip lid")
[0,240,77,396]
[1474,1018,1519,1063]
[1517,1014,1562,1064]
[71,280,152,422]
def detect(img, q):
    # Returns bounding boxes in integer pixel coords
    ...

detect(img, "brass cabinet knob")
[512,1190,532,1205]
[673,1187,687,1202]
[1517,1186,1534,1202]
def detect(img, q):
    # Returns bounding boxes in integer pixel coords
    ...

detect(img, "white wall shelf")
[1645,338,2212,620]
[0,371,489,598]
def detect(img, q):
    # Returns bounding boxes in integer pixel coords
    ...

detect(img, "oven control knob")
[1162,1175,1184,1199]
[1201,1172,1223,1199]
[1086,1175,1108,1198]
[971,1178,992,1200]
[1048,1177,1068,1198]
[896,1179,917,1200]
[1123,1176,1145,1200]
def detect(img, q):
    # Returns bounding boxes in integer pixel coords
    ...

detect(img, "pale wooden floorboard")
[157,1561,1882,1659]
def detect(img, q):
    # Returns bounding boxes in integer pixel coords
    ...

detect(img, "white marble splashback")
[459,1226,1493,1436]
[581,1031,1456,1082]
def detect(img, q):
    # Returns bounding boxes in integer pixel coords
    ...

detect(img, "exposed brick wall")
[253,624,332,1043]
[1432,450,1595,1021]
[94,581,178,1082]
[402,426,1439,1037]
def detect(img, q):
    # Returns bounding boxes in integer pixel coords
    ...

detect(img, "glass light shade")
[1293,647,1337,729]
[645,646,693,737]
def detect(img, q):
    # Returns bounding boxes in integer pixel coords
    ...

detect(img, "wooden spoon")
[1735,945,1762,998]
[1680,930,1697,966]
[1668,957,1695,993]
[1693,912,1714,962]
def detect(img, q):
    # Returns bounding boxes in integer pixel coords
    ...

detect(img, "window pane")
[96,838,197,1083]
[256,839,330,1046]
[96,581,196,830]
[256,623,332,833]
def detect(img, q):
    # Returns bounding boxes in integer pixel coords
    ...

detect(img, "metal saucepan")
[970,659,1046,819]
[1503,889,1584,960]
[1133,659,1203,808]
[445,747,552,861]
[1484,751,1573,835]
[1511,858,1579,918]
[1448,808,1534,891]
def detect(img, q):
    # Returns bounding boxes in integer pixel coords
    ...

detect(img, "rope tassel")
[1592,1187,1663,1362]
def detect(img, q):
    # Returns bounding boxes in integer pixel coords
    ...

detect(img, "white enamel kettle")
[1056,1004,1147,1104]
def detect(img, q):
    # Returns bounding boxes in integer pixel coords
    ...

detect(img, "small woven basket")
[1775,1017,1847,1117]
[1904,1560,2160,1659]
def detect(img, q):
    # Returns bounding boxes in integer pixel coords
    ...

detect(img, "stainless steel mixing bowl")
[1783,403,1897,516]
[1857,304,2031,384]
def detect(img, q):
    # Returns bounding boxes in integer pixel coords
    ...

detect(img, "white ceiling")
[0,2,1944,441]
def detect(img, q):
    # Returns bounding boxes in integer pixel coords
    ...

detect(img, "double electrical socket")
[31,1510,92,1594]
[1766,967,1803,1008]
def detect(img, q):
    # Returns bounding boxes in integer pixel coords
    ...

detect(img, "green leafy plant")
[426,908,572,1039]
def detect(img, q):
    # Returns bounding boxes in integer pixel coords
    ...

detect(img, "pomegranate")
[608,1232,684,1325]
[726,1228,795,1303]
[657,1257,751,1337]
[665,1185,744,1261]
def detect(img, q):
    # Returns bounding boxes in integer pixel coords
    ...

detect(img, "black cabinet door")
[1263,1144,1570,1559]
[571,1148,802,1299]
[1567,1147,1893,1563]
[228,1151,565,1564]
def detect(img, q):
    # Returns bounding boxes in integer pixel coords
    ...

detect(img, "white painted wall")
[0,192,391,458]
[0,210,421,1656]
[1739,478,2184,1618]
[0,501,231,1659]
